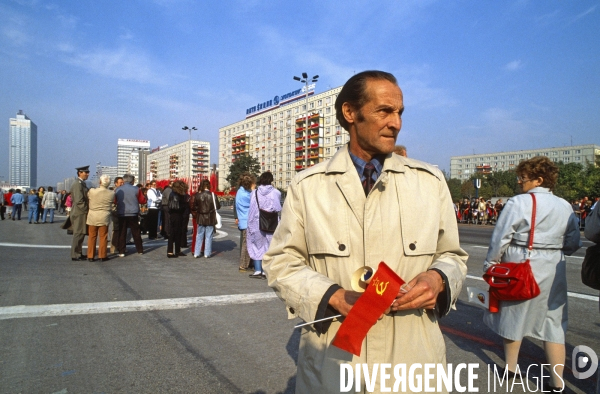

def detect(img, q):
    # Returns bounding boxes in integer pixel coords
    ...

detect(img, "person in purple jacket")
[247,172,281,279]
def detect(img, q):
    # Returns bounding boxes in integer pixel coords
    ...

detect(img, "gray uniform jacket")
[69,178,89,235]
[483,187,581,343]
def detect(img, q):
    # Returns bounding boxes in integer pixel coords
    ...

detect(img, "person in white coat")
[483,156,581,392]
[264,71,468,393]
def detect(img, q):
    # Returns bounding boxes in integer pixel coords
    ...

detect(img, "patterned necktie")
[362,162,376,196]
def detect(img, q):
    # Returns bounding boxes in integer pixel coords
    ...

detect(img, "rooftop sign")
[246,84,316,118]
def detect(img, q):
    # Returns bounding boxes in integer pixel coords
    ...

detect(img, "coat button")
[338,244,346,251]
[409,243,416,251]
[289,307,295,314]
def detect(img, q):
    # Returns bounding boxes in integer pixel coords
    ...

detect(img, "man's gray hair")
[99,175,111,188]
[123,174,134,184]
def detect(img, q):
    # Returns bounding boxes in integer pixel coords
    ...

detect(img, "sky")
[1,0,599,187]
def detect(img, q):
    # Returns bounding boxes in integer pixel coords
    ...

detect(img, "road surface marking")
[466,275,599,301]
[0,292,277,320]
[0,229,230,247]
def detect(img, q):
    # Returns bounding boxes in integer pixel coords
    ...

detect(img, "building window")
[576,149,581,154]
[318,100,322,106]
[563,150,570,155]
[326,107,331,114]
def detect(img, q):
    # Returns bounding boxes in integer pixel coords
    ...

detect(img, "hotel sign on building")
[245,84,316,118]
[219,84,348,192]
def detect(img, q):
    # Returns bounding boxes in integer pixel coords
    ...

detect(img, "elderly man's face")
[344,79,403,161]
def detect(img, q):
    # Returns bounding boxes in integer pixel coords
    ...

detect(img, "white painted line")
[0,242,74,249]
[0,231,230,248]
[0,292,278,320]
[466,275,599,302]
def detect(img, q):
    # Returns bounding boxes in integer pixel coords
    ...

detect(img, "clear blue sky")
[1,0,598,186]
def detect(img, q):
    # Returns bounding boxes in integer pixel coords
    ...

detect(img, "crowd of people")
[61,165,228,262]
[0,187,69,222]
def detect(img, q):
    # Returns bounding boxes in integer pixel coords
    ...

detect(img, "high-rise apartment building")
[9,110,37,188]
[218,84,347,191]
[95,165,118,187]
[117,139,150,178]
[147,140,210,190]
[449,144,600,180]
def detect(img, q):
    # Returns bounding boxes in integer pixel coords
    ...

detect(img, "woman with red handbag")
[482,156,581,392]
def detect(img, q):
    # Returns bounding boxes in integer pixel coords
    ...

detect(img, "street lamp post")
[182,126,198,185]
[293,73,319,169]
[182,126,197,142]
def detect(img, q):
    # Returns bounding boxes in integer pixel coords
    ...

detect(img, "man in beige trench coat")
[263,71,468,393]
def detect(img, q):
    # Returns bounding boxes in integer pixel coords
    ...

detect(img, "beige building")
[450,144,600,180]
[218,85,350,191]
[147,140,210,188]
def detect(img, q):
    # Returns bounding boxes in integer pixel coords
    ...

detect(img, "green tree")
[497,184,514,197]
[461,179,475,199]
[446,178,462,202]
[479,183,493,200]
[555,162,584,201]
[226,155,261,188]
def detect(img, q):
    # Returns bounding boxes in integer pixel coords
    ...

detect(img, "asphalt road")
[0,208,598,394]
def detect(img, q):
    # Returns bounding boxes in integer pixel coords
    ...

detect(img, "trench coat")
[86,186,115,227]
[263,145,468,394]
[483,187,581,343]
[70,178,89,235]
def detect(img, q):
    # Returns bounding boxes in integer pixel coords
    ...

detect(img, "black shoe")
[71,256,86,261]
[100,257,110,262]
[167,253,178,258]
[177,252,187,257]
[249,273,263,279]
[88,258,95,262]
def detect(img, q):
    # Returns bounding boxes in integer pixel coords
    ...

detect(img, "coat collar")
[528,186,551,194]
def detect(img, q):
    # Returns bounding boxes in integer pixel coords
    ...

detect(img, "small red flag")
[332,262,405,356]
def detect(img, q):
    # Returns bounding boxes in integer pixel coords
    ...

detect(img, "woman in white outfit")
[483,156,581,392]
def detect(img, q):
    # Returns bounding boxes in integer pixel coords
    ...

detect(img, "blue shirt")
[11,193,24,204]
[348,151,384,184]
[235,186,252,230]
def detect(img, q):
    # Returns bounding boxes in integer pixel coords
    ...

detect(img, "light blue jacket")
[235,186,252,230]
[11,193,24,204]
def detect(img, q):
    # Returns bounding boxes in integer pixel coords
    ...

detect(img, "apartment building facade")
[450,144,600,180]
[218,84,350,191]
[147,140,210,189]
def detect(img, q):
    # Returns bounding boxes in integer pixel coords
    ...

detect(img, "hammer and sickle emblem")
[375,281,389,296]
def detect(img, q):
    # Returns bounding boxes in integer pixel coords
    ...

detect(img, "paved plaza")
[1,208,598,393]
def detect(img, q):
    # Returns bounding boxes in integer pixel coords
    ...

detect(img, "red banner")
[332,262,404,356]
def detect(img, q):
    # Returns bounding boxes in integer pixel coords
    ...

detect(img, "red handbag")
[483,193,541,301]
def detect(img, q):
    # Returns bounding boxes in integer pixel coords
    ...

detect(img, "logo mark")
[375,281,389,296]
[572,345,598,380]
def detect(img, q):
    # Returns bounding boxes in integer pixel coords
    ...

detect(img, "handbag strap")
[211,192,217,211]
[255,190,261,210]
[528,193,537,252]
